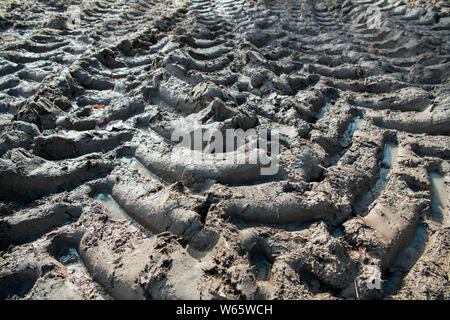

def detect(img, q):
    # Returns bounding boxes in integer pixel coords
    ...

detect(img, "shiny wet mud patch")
[430,172,447,223]
[120,156,167,184]
[354,142,398,215]
[54,247,112,299]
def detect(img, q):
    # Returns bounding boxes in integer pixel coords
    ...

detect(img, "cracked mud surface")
[0,0,449,300]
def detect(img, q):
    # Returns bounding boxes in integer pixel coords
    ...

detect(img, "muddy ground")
[0,0,449,300]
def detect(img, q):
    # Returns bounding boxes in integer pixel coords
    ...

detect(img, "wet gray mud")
[0,0,449,300]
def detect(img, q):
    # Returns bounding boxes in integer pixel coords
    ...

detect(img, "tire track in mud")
[0,0,164,114]
[0,0,449,300]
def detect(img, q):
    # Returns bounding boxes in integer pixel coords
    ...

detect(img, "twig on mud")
[223,237,230,250]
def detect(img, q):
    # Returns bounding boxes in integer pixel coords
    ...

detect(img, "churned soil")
[0,0,448,300]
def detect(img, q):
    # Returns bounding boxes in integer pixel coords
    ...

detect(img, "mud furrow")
[0,0,448,300]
